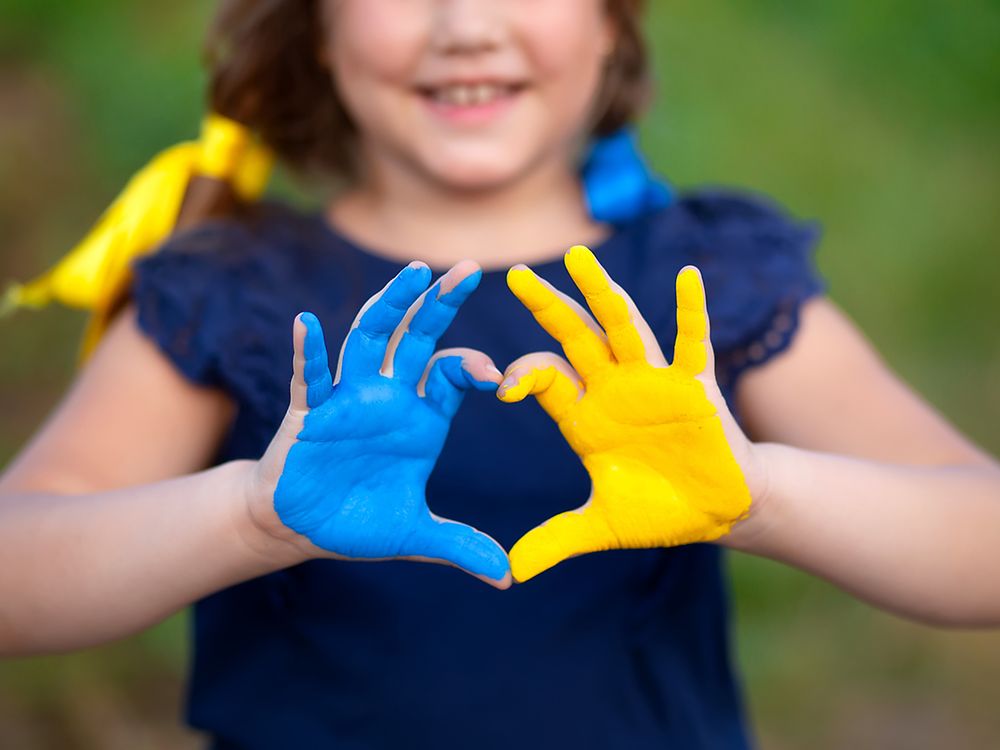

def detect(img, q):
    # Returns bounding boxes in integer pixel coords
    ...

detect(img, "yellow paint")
[502,246,751,582]
[507,266,614,378]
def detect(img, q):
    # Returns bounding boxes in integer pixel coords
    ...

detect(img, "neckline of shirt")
[307,210,643,277]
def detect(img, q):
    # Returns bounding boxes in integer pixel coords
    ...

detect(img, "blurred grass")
[1,1,998,748]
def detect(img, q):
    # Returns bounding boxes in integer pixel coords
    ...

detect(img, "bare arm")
[0,306,306,655]
[0,262,512,655]
[0,459,303,655]
[725,298,1000,627]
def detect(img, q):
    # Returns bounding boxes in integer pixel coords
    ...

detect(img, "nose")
[430,0,507,55]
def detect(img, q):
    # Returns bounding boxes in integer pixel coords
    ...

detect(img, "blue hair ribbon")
[581,128,673,225]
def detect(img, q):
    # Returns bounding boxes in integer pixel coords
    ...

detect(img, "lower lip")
[420,90,521,126]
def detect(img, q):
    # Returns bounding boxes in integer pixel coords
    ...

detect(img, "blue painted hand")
[249,260,512,588]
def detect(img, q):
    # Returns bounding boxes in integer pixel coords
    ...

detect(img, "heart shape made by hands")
[262,247,754,587]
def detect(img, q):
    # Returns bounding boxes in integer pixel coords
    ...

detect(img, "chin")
[418,147,540,193]
[434,166,525,193]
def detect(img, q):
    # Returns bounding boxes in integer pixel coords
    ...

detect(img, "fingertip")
[564,244,608,293]
[506,267,551,312]
[472,568,513,590]
[506,265,532,291]
[440,267,482,299]
[676,266,706,309]
[470,369,502,391]
[483,558,513,587]
[457,529,512,584]
[484,360,504,382]
[678,264,704,284]
[385,263,433,304]
[677,264,703,282]
[565,244,595,264]
[453,258,482,277]
[564,244,598,273]
[404,261,433,286]
[496,369,535,403]
[460,355,503,390]
[509,519,578,582]
[292,313,307,345]
[382,265,433,315]
[300,312,327,354]
[509,531,562,582]
[510,555,542,584]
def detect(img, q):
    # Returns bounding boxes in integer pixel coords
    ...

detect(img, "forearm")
[0,460,306,655]
[725,444,1000,627]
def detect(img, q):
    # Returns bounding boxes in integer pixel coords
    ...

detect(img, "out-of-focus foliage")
[1,1,998,748]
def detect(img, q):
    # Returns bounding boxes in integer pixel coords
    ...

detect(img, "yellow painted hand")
[499,246,759,582]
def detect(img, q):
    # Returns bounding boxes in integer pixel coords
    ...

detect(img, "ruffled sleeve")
[129,221,252,389]
[670,189,826,393]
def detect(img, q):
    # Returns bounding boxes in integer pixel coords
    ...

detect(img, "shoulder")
[132,201,321,276]
[126,201,321,388]
[129,200,336,333]
[623,187,827,395]
[631,186,821,263]
[627,185,825,310]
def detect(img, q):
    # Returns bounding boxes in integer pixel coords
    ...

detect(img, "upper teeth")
[433,83,509,106]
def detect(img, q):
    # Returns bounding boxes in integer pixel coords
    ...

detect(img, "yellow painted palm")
[499,246,755,582]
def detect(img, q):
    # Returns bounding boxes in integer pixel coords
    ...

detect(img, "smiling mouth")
[417,82,527,107]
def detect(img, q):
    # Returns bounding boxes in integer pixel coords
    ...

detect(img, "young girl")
[2,1,999,748]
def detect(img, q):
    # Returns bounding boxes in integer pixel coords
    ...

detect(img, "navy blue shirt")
[131,190,823,749]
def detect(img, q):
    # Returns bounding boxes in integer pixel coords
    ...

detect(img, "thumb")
[405,515,512,588]
[509,502,613,583]
[290,312,333,413]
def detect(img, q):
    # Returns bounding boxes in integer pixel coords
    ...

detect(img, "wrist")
[227,460,314,569]
[720,442,785,554]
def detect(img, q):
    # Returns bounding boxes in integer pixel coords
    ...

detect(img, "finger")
[419,348,503,418]
[508,504,613,583]
[290,312,333,411]
[672,265,714,377]
[336,262,432,383]
[405,515,512,585]
[496,352,584,423]
[506,265,614,379]
[387,261,482,384]
[563,245,667,366]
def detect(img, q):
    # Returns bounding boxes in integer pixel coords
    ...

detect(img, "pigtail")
[3,0,655,360]
[0,0,295,362]
[0,114,273,362]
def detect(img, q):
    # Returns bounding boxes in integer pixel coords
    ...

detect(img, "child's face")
[322,0,615,191]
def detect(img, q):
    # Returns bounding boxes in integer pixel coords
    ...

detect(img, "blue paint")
[274,265,509,581]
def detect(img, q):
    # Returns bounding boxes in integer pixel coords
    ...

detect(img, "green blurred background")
[1,1,998,747]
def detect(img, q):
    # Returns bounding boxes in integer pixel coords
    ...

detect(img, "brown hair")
[178,0,652,227]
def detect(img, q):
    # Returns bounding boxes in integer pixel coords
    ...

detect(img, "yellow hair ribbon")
[1,113,273,361]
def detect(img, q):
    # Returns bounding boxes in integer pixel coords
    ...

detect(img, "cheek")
[326,2,426,114]
[517,4,612,126]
